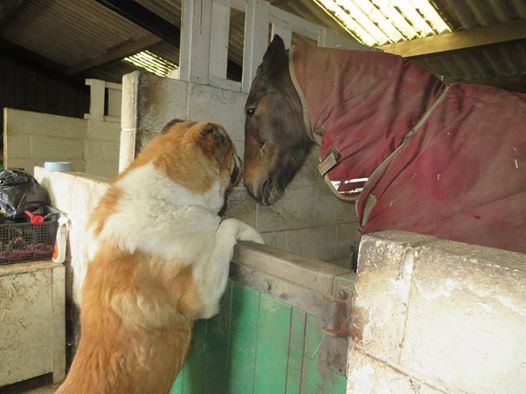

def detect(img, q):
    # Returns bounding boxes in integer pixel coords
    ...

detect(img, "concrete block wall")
[121,72,359,267]
[34,167,108,306]
[0,261,65,386]
[348,231,526,393]
[34,167,108,360]
[3,108,120,178]
[84,118,120,178]
[3,108,86,173]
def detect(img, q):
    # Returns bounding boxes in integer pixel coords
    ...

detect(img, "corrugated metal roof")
[1,0,155,68]
[435,0,526,28]
[0,0,525,91]
[135,0,181,26]
[414,0,526,89]
[123,50,178,77]
[312,0,452,46]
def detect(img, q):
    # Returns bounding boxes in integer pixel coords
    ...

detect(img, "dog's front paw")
[238,225,264,245]
[221,218,265,245]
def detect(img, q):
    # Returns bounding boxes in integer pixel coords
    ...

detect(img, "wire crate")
[0,220,58,264]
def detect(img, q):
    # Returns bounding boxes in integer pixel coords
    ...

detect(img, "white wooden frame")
[84,79,122,123]
[179,0,367,93]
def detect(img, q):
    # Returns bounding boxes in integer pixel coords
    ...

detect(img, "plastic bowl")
[43,161,72,172]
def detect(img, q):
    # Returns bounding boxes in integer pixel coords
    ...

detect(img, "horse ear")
[260,35,287,76]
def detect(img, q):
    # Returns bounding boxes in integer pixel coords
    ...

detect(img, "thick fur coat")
[56,120,263,394]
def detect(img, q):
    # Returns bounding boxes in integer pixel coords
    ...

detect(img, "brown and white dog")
[56,120,263,394]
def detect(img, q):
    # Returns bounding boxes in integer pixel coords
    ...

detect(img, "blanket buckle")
[318,147,340,176]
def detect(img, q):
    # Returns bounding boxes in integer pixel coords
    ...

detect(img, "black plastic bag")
[0,170,50,221]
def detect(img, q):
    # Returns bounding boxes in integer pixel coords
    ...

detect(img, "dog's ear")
[200,123,232,164]
[161,119,189,134]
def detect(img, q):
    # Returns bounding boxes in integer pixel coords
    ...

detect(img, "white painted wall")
[3,108,120,179]
[34,168,108,307]
[84,118,120,178]
[3,108,86,173]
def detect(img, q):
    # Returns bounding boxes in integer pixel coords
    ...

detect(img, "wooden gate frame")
[179,0,366,93]
[232,243,355,376]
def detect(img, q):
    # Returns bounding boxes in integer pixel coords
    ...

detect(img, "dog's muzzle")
[230,154,242,186]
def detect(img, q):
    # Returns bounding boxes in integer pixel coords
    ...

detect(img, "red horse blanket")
[290,45,526,254]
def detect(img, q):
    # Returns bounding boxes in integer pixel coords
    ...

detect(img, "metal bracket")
[321,287,352,337]
[319,287,353,376]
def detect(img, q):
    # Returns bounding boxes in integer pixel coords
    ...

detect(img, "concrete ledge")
[349,230,526,393]
[0,260,65,386]
[0,260,58,277]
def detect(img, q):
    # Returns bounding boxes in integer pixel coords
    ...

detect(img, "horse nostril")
[244,182,256,198]
[244,179,269,204]
[260,180,271,204]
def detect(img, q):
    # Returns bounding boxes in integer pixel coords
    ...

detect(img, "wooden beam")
[66,35,161,75]
[0,39,65,73]
[0,0,25,32]
[0,39,87,92]
[0,39,86,85]
[380,19,526,58]
[95,0,242,80]
[95,0,180,46]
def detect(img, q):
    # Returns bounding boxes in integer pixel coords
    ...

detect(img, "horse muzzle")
[244,178,284,205]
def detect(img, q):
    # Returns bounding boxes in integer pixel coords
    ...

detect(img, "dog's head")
[128,119,241,211]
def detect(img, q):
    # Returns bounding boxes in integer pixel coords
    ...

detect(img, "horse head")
[243,35,312,205]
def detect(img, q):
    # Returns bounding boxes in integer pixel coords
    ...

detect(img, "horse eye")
[246,107,256,117]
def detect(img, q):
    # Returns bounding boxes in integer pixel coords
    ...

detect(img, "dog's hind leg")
[195,218,263,318]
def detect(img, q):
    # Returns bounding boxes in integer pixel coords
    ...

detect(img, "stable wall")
[348,231,526,393]
[3,108,85,173]
[84,117,120,177]
[34,168,108,363]
[121,72,359,267]
[3,108,119,178]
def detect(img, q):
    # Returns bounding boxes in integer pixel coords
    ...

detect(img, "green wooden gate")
[170,244,354,394]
